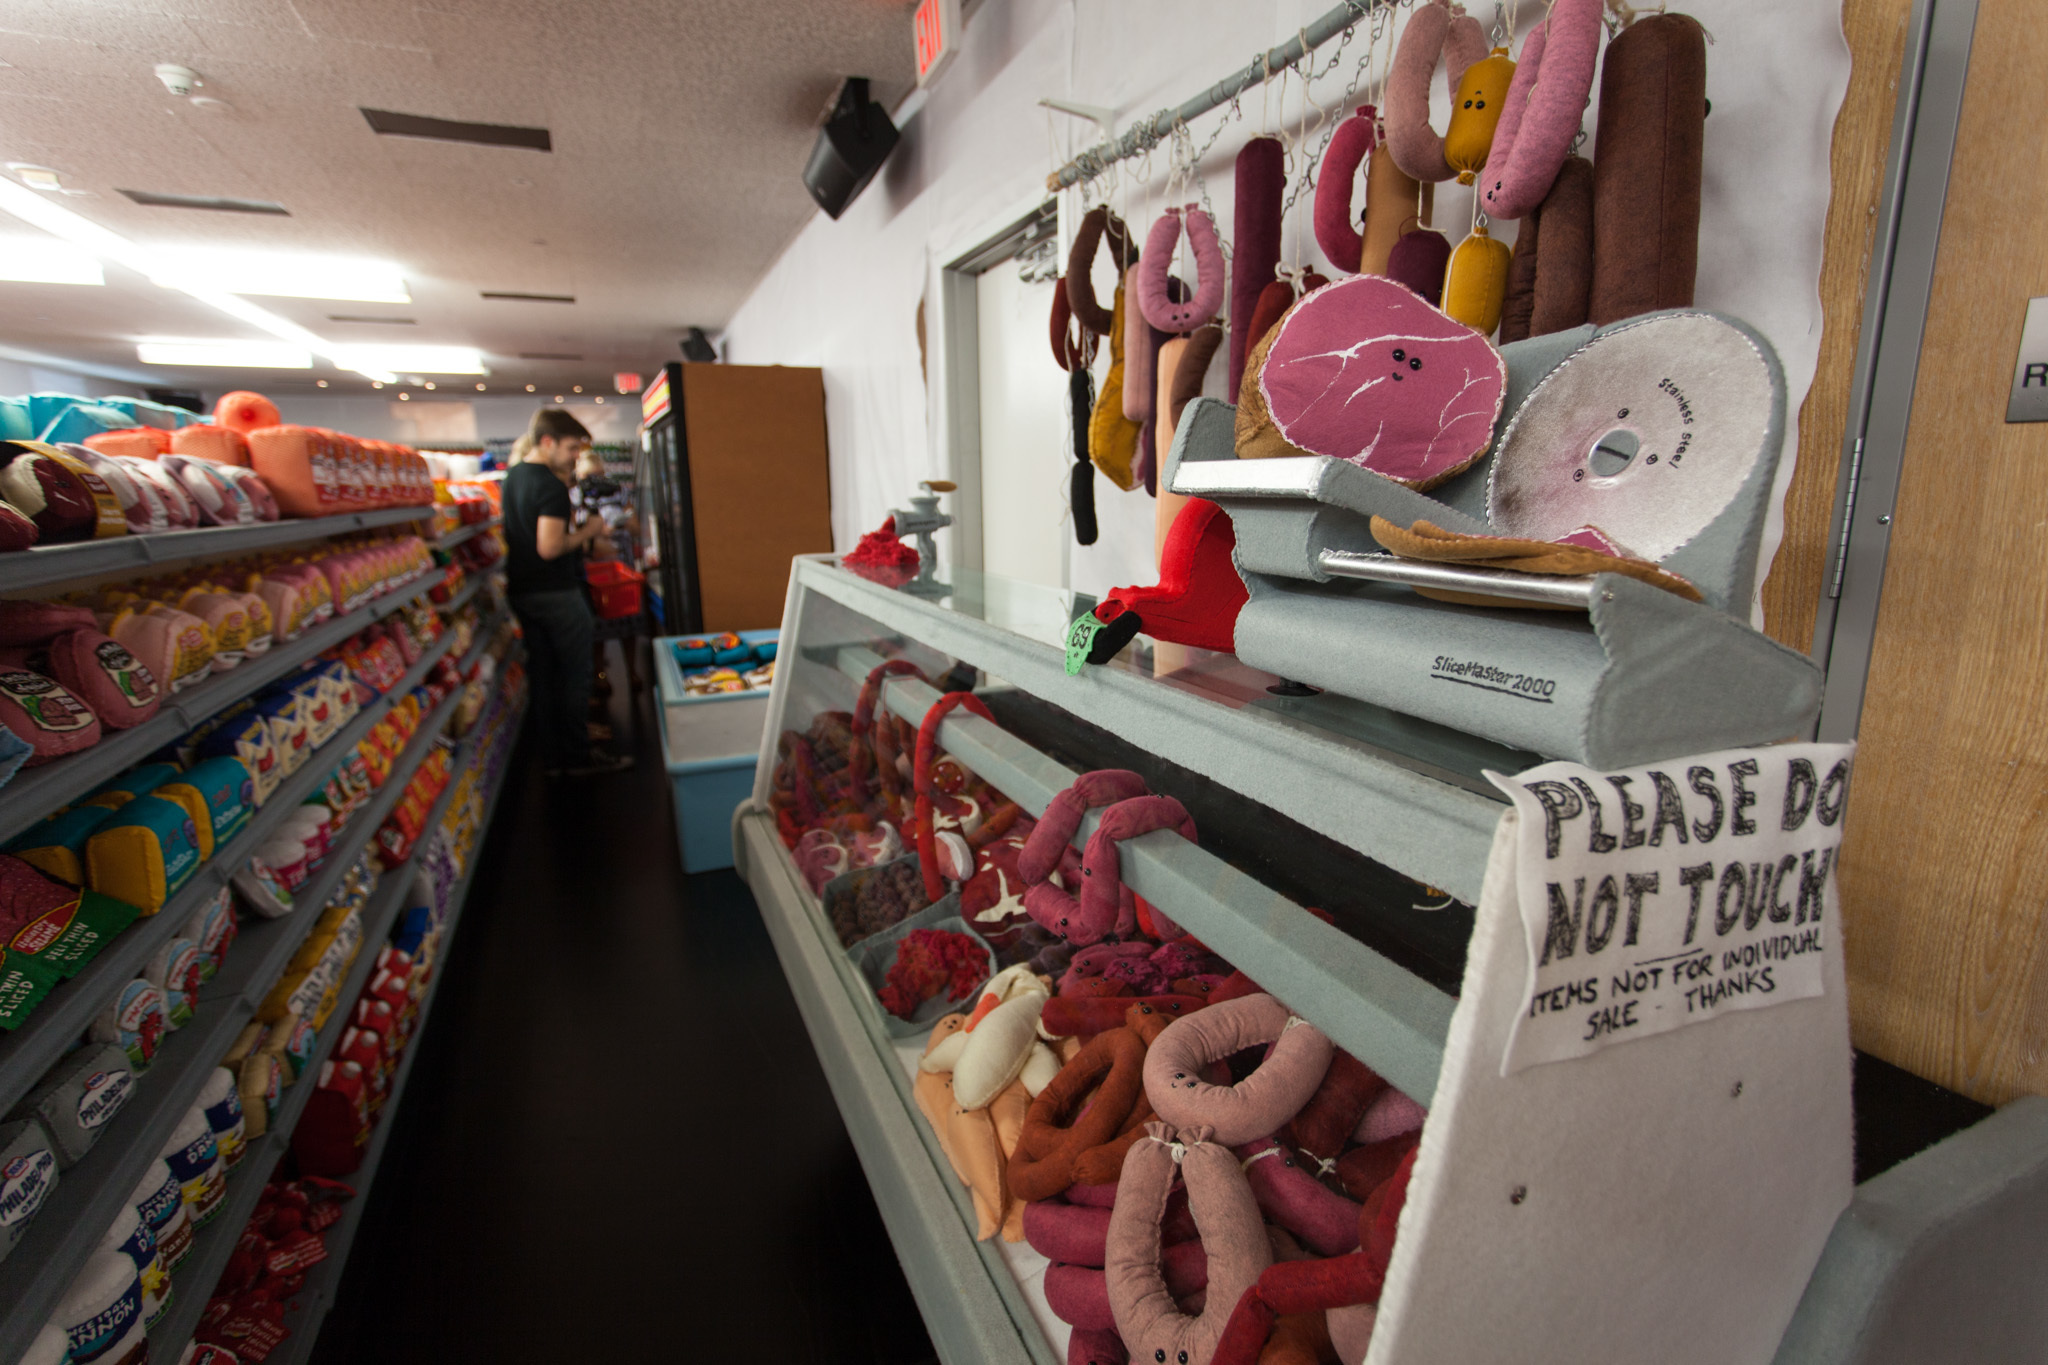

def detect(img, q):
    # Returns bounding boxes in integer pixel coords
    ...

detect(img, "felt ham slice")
[1367,516,1703,603]
[43,629,161,729]
[1235,274,1506,489]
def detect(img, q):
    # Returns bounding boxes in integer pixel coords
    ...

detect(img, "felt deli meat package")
[248,427,346,519]
[44,630,161,729]
[0,669,101,766]
[0,1120,59,1262]
[106,605,212,695]
[0,441,125,543]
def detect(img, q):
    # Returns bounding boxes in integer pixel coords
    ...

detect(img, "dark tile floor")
[312,655,937,1363]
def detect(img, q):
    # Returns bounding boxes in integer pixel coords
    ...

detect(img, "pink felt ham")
[215,465,279,521]
[125,459,199,527]
[0,600,98,648]
[1137,208,1225,333]
[1255,274,1504,488]
[67,448,166,533]
[1478,0,1604,220]
[1314,106,1379,274]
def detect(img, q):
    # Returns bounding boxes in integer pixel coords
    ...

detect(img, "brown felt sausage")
[1501,210,1539,345]
[1067,207,1138,335]
[1531,154,1594,336]
[1589,14,1707,324]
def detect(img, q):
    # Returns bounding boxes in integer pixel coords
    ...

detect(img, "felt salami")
[1230,137,1286,395]
[1236,274,1506,489]
[1589,13,1708,324]
[1386,0,1490,184]
[1478,0,1604,220]
[0,442,124,543]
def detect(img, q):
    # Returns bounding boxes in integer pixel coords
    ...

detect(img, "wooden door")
[679,364,834,631]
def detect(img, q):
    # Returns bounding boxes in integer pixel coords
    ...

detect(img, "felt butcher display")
[1235,274,1506,488]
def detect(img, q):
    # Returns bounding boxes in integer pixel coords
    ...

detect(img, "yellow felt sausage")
[1088,286,1144,491]
[1443,224,1513,336]
[1444,48,1516,185]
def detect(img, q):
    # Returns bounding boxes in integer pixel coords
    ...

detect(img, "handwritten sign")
[1487,743,1854,1074]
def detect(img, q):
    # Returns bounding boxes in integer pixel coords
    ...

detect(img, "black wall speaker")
[802,77,899,221]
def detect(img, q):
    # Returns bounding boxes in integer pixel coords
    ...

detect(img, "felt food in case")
[197,1067,246,1169]
[100,1203,169,1331]
[0,669,100,765]
[81,427,171,460]
[7,805,115,884]
[55,1250,147,1365]
[89,978,167,1069]
[251,573,307,643]
[195,708,281,804]
[14,1044,132,1168]
[214,391,281,435]
[215,465,279,520]
[0,1119,59,1263]
[145,778,217,861]
[0,853,141,979]
[160,756,256,848]
[86,795,204,913]
[66,448,166,534]
[129,1159,190,1272]
[0,441,125,543]
[145,939,204,1028]
[44,629,161,729]
[248,426,345,518]
[183,886,236,978]
[256,692,312,777]
[126,457,198,528]
[169,423,250,466]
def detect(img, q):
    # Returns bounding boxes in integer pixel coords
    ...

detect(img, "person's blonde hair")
[510,433,535,463]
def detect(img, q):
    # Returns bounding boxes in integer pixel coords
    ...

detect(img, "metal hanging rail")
[1044,0,1385,191]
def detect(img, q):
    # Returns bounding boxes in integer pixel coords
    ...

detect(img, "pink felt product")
[1386,228,1453,307]
[1057,941,1155,996]
[1122,264,1157,423]
[1313,106,1380,274]
[1068,1180,1120,1209]
[1019,770,1147,942]
[1047,1262,1120,1331]
[1477,0,1603,219]
[1252,274,1504,489]
[45,629,161,729]
[124,459,198,528]
[64,447,165,535]
[1353,1086,1428,1144]
[1143,994,1334,1146]
[0,601,98,648]
[1235,1138,1364,1256]
[1074,796,1195,945]
[1069,1327,1130,1365]
[1385,0,1490,183]
[1229,137,1287,398]
[161,455,254,526]
[1026,1199,1114,1266]
[1137,208,1225,333]
[214,466,280,521]
[1107,1124,1273,1365]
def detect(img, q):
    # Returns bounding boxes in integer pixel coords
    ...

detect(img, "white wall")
[267,394,641,446]
[720,0,1850,615]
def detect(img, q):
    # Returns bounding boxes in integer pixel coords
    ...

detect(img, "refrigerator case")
[631,361,834,635]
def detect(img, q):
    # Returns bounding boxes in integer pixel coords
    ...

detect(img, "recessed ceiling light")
[328,314,416,325]
[475,382,486,391]
[317,379,329,388]
[398,392,410,401]
[482,291,574,303]
[373,381,384,389]
[360,108,552,151]
[554,395,563,402]
[525,384,535,392]
[518,352,581,361]
[594,396,604,404]
[328,344,483,374]
[137,338,313,368]
[423,381,436,390]
[8,165,65,193]
[149,248,409,303]
[572,385,582,393]
[117,189,289,215]
[0,238,104,285]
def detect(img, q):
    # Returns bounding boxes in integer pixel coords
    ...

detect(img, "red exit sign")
[914,0,958,86]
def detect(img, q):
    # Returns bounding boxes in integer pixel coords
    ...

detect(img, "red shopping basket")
[585,560,645,619]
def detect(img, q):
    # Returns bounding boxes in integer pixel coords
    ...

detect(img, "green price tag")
[1064,614,1106,676]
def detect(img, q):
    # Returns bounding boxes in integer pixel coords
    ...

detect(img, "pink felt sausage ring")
[1137,207,1225,333]
[1385,0,1490,184]
[1143,994,1334,1146]
[1478,0,1603,220]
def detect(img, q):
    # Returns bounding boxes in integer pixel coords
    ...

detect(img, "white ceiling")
[0,0,917,399]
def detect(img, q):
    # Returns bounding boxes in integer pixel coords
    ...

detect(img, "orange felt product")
[213,392,281,435]
[246,427,341,518]
[170,425,251,467]
[83,428,172,460]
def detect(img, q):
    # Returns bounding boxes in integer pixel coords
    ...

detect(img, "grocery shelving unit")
[428,516,499,552]
[0,508,428,596]
[735,555,2048,1365]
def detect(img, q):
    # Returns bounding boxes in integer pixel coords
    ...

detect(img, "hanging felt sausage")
[1477,0,1604,220]
[1589,13,1708,324]
[1049,283,1095,372]
[1386,227,1453,307]
[1313,109,1377,274]
[1244,280,1298,367]
[1088,285,1145,491]
[1121,263,1156,423]
[1071,365,1098,546]
[1385,0,1490,184]
[1442,222,1512,335]
[1361,143,1426,276]
[1065,206,1137,334]
[1137,207,1224,333]
[1442,46,1516,184]
[1229,138,1286,398]
[1500,153,1594,344]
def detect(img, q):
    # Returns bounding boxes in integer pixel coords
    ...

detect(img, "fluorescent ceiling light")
[328,344,483,375]
[138,339,313,368]
[0,177,398,382]
[0,238,103,285]
[147,247,409,303]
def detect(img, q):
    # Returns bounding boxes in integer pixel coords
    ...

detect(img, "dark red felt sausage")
[1229,137,1287,397]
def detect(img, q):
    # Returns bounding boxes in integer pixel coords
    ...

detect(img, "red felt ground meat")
[878,927,988,1019]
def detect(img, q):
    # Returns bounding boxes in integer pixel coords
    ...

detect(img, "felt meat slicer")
[1169,310,1822,768]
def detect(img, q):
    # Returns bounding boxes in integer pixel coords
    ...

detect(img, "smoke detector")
[154,63,201,97]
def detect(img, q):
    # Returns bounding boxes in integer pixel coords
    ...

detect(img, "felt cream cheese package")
[85,794,202,913]
[129,1158,190,1272]
[158,1105,225,1225]
[155,755,256,855]
[0,1118,59,1263]
[99,1203,169,1330]
[89,979,166,1070]
[144,939,203,1028]
[9,1043,132,1167]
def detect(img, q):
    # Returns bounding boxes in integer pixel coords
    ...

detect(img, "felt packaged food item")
[0,1119,58,1262]
[1229,135,1286,395]
[8,804,115,883]
[195,707,281,804]
[1588,13,1708,324]
[112,603,212,693]
[214,391,282,435]
[1443,46,1516,183]
[0,948,58,1030]
[90,979,168,1069]
[82,427,172,460]
[1235,274,1506,490]
[178,589,249,671]
[0,502,34,552]
[1442,222,1512,335]
[99,1203,170,1329]
[0,668,100,766]
[247,426,342,519]
[170,422,251,466]
[82,764,183,813]
[216,464,279,520]
[21,1324,69,1365]
[44,629,161,729]
[125,457,199,527]
[86,795,204,913]
[145,938,205,1027]
[68,447,167,533]
[184,886,235,979]
[232,856,296,919]
[231,589,274,656]
[198,1066,247,1170]
[0,599,97,648]
[257,836,309,892]
[11,1044,132,1167]
[1478,0,1603,220]
[236,1051,280,1138]
[159,755,256,850]
[160,1104,226,1224]
[162,454,255,526]
[0,871,143,980]
[266,1010,317,1082]
[130,1158,191,1271]
[0,441,125,543]
[54,1250,147,1365]
[255,692,312,776]
[1387,0,1490,183]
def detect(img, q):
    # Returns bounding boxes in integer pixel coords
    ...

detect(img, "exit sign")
[914,0,959,86]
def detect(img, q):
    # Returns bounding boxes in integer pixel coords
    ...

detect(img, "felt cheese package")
[183,886,236,979]
[83,763,182,813]
[155,755,255,852]
[8,805,115,884]
[193,706,282,805]
[11,1044,133,1167]
[89,978,167,1070]
[86,795,203,914]
[0,1119,59,1262]
[144,938,204,1028]
[44,629,161,729]
[0,669,100,766]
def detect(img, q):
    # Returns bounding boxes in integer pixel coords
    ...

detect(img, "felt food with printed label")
[44,630,160,729]
[0,502,35,552]
[87,795,202,913]
[0,670,100,765]
[0,442,124,543]
[1236,274,1507,489]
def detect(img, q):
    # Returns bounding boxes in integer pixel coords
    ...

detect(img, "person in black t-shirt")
[502,409,631,776]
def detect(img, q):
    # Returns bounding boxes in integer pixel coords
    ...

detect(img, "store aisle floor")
[313,655,938,1364]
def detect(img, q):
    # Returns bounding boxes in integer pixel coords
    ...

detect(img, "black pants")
[510,588,594,768]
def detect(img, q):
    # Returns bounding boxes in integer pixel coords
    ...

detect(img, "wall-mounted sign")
[614,372,643,395]
[2005,296,2048,422]
[914,0,959,87]
[640,369,672,427]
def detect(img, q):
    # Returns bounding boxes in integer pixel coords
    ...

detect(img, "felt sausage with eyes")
[1589,13,1708,324]
[1138,208,1225,333]
[1443,47,1516,185]
[1385,0,1490,184]
[1313,108,1376,274]
[1478,0,1604,220]
[1143,995,1333,1146]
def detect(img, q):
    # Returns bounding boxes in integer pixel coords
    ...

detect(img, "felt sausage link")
[1170,324,1225,432]
[1384,1,1490,184]
[1312,108,1378,275]
[1229,137,1287,396]
[1068,207,1139,334]
[1234,1137,1364,1257]
[1588,13,1708,324]
[1137,207,1225,333]
[1051,283,1099,372]
[1076,795,1197,944]
[1009,1025,1150,1203]
[914,691,997,902]
[1283,1049,1387,1170]
[1089,286,1145,491]
[1143,994,1333,1147]
[849,659,925,799]
[1072,367,1099,546]
[1019,770,1148,937]
[1477,0,1604,220]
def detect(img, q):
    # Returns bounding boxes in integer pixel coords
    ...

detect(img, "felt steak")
[1236,274,1506,488]
[0,501,35,552]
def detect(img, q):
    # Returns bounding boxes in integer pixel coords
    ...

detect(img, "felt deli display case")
[732,554,2048,1365]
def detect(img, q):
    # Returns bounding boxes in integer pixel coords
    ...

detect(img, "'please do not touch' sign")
[1486,743,1854,1075]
